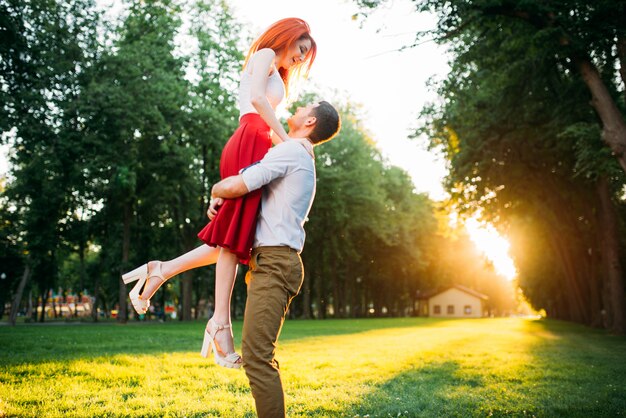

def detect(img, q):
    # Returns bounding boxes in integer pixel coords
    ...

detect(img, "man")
[208,101,341,417]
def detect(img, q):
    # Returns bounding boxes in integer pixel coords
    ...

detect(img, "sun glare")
[465,218,517,280]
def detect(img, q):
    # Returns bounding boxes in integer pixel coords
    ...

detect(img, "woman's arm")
[270,130,283,146]
[249,48,290,144]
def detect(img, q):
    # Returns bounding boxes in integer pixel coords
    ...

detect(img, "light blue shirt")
[241,140,316,252]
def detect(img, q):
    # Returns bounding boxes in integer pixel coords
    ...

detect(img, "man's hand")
[207,197,224,221]
[290,137,314,158]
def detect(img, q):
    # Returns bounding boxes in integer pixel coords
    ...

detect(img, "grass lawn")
[0,317,625,417]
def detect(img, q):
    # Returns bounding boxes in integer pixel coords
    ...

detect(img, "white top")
[238,52,285,117]
[241,141,315,252]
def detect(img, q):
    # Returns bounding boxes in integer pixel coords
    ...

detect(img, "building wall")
[428,288,484,318]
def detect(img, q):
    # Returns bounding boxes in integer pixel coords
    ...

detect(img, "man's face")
[287,103,319,131]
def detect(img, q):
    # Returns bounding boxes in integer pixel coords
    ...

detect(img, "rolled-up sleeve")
[241,142,298,192]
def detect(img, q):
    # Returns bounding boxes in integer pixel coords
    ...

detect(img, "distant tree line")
[1,0,516,325]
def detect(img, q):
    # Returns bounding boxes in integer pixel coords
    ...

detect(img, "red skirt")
[197,113,272,264]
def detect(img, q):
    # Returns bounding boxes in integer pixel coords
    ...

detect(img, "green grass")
[0,317,625,417]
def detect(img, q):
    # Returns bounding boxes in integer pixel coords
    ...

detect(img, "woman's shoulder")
[248,48,278,76]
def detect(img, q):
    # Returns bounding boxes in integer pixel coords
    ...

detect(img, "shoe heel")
[201,320,242,369]
[122,264,147,284]
[128,277,149,314]
[200,331,213,358]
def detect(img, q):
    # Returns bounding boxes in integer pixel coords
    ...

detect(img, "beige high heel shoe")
[200,318,242,369]
[122,262,165,315]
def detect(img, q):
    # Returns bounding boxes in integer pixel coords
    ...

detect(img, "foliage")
[0,0,102,319]
[290,94,439,318]
[0,0,245,321]
[356,0,626,331]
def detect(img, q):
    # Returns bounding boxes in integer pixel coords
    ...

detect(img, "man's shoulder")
[271,140,311,158]
[279,140,306,151]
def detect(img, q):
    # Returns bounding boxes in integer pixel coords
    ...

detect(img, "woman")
[121,18,317,369]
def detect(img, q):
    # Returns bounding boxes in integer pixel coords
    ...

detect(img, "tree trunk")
[39,289,50,322]
[160,284,167,321]
[587,246,603,328]
[576,59,626,173]
[91,291,98,322]
[9,265,31,326]
[118,202,131,323]
[101,296,109,319]
[315,262,325,319]
[596,176,625,334]
[344,264,353,318]
[51,290,58,318]
[302,270,311,319]
[331,258,342,318]
[27,290,33,320]
[193,277,201,320]
[79,238,86,296]
[181,272,193,321]
[92,267,101,323]
[536,183,591,324]
[545,230,589,324]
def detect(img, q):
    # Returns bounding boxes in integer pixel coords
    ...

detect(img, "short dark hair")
[309,101,341,145]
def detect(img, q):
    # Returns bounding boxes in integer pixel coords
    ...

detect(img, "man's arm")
[207,144,300,220]
[211,142,298,202]
[211,174,249,199]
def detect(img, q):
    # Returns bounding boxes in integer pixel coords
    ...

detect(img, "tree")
[181,0,243,320]
[418,2,624,331]
[297,96,438,318]
[80,0,191,322]
[359,0,626,171]
[355,0,626,333]
[1,0,101,323]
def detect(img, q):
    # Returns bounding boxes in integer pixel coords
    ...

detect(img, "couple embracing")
[122,18,341,417]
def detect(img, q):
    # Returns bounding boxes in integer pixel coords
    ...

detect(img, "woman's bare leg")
[136,243,241,360]
[159,244,220,279]
[208,247,240,358]
[140,244,220,299]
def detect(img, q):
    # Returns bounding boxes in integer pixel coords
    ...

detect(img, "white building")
[419,285,488,318]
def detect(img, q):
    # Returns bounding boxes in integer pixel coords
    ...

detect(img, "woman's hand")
[290,137,315,158]
[207,197,224,221]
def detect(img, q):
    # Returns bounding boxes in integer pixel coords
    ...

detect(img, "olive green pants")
[242,246,304,418]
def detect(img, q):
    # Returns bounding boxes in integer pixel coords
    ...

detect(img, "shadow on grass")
[0,317,454,365]
[0,320,211,365]
[335,319,626,418]
[337,361,477,418]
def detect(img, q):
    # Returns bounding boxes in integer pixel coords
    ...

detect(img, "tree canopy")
[357,0,626,332]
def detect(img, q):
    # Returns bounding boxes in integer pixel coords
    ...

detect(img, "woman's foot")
[140,261,167,300]
[126,261,167,314]
[200,318,242,369]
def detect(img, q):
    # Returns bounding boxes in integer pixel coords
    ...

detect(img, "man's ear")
[304,116,317,127]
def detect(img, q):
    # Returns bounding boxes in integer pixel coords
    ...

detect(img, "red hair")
[243,18,317,98]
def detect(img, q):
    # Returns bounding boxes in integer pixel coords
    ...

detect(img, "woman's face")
[277,37,312,70]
